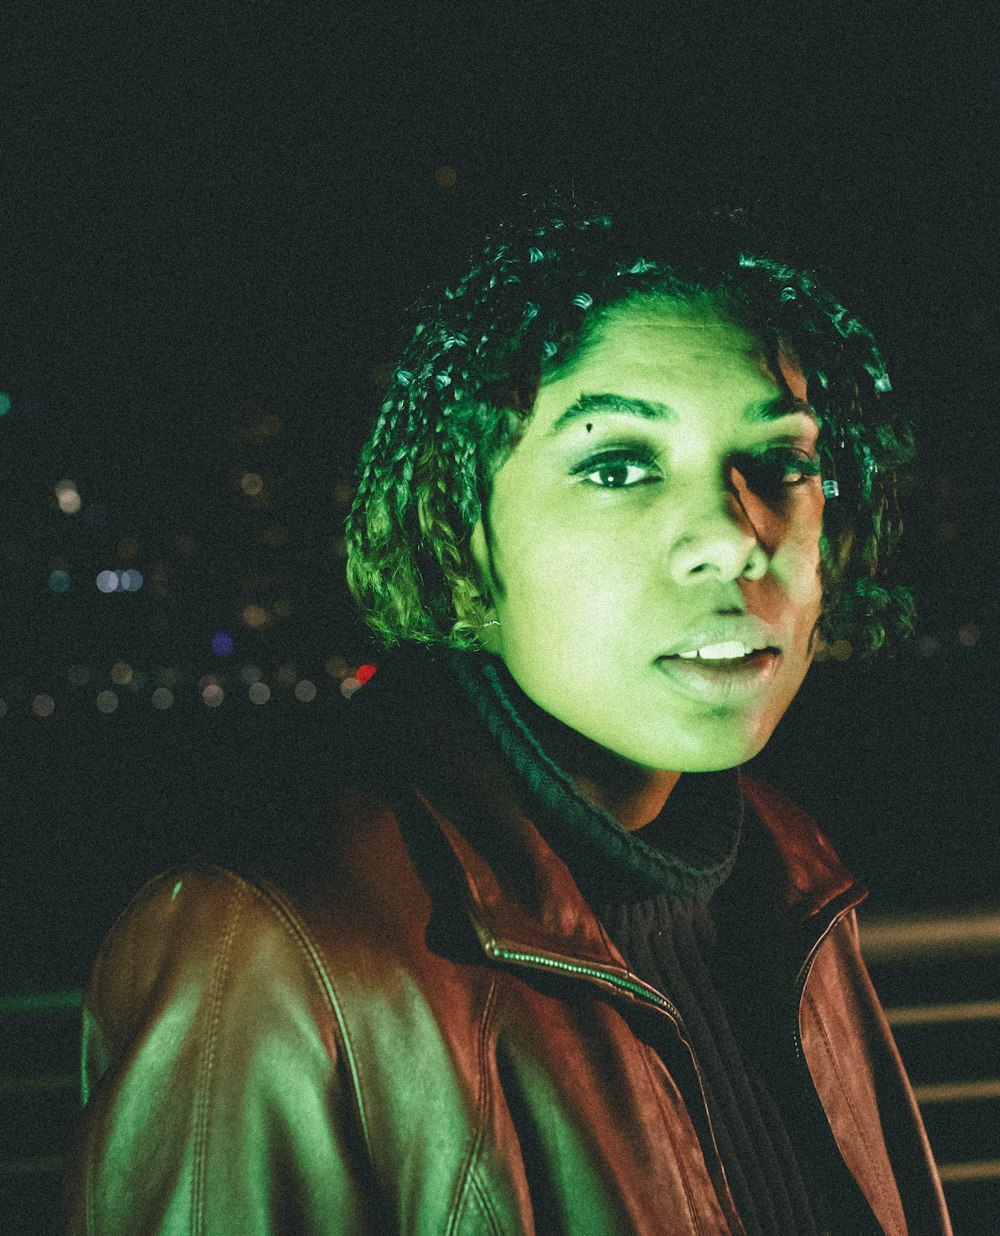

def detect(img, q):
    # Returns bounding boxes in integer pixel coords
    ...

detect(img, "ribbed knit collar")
[446,650,743,902]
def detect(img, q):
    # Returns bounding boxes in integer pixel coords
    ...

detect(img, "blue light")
[211,631,235,656]
[48,569,71,593]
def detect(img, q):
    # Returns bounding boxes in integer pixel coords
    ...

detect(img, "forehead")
[532,298,808,421]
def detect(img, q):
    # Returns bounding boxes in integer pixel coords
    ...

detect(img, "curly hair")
[346,192,915,660]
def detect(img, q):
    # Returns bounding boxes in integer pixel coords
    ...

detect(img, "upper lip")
[661,616,781,658]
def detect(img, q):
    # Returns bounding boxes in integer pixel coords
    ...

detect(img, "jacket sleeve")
[62,863,383,1235]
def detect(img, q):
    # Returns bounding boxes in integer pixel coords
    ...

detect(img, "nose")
[665,485,768,585]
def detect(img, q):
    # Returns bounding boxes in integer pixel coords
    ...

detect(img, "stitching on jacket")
[190,878,246,1236]
[237,875,377,1170]
[803,984,898,1222]
[447,972,501,1235]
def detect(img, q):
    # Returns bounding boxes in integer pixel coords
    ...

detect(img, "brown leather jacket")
[63,653,952,1234]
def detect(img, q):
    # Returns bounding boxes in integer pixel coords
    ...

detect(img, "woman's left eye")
[742,448,821,489]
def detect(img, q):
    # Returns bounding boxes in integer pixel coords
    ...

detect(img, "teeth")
[677,641,753,661]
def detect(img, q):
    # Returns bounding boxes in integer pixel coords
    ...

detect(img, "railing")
[859,908,1000,1232]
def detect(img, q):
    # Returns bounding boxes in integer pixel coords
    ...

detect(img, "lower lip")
[655,650,780,707]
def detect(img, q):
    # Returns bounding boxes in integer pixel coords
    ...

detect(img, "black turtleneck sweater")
[447,650,879,1236]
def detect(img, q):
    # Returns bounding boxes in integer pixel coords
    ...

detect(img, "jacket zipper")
[791,900,858,1062]
[483,938,748,1229]
[483,941,684,1021]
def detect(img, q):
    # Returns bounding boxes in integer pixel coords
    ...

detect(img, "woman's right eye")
[574,451,660,490]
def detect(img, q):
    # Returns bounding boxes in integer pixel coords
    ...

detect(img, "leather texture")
[62,652,952,1235]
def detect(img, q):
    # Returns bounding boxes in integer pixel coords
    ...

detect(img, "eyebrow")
[545,392,817,437]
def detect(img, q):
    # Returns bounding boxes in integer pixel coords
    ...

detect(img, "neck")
[501,668,682,831]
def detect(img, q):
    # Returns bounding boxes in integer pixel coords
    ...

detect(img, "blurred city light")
[55,480,82,515]
[32,694,55,717]
[211,631,235,656]
[96,690,119,714]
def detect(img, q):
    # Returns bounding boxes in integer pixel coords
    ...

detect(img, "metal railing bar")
[0,1073,76,1096]
[913,1078,1000,1105]
[885,999,1000,1026]
[0,990,82,1015]
[938,1159,1000,1184]
[858,911,1000,962]
[0,1155,63,1178]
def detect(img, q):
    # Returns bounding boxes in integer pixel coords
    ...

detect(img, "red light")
[355,663,377,685]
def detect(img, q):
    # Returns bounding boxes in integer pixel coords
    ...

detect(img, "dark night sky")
[2,2,999,985]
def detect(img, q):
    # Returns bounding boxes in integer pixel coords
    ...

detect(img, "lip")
[655,649,781,707]
[662,615,780,659]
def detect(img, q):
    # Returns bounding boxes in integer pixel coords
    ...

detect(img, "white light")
[294,679,317,703]
[96,571,118,593]
[55,480,82,515]
[32,694,55,718]
[340,677,362,699]
[96,690,119,714]
[248,682,270,705]
[120,570,144,592]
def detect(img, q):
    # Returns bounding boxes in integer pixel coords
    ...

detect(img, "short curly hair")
[346,192,915,660]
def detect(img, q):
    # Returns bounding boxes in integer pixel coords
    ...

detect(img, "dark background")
[2,1,998,995]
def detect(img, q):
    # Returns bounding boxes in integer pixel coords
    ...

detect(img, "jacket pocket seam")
[447,971,501,1234]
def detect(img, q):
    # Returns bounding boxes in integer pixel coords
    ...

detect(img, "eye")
[573,448,660,490]
[739,447,821,492]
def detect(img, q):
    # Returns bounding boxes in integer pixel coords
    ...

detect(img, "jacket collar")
[353,648,867,979]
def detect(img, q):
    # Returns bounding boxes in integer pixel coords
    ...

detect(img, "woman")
[63,197,951,1234]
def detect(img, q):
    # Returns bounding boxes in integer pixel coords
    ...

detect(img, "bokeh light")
[55,480,82,515]
[239,664,262,684]
[434,165,458,188]
[241,604,270,629]
[96,571,119,593]
[151,687,174,710]
[294,679,317,702]
[0,392,11,417]
[325,655,349,680]
[212,631,235,656]
[111,662,133,686]
[958,623,980,647]
[67,664,91,686]
[277,664,297,686]
[119,570,144,591]
[96,690,119,714]
[248,681,270,705]
[202,683,224,707]
[32,694,55,718]
[355,664,377,685]
[240,472,265,497]
[48,569,71,593]
[340,677,362,699]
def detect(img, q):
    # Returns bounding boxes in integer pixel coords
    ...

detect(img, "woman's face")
[470,299,826,772]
